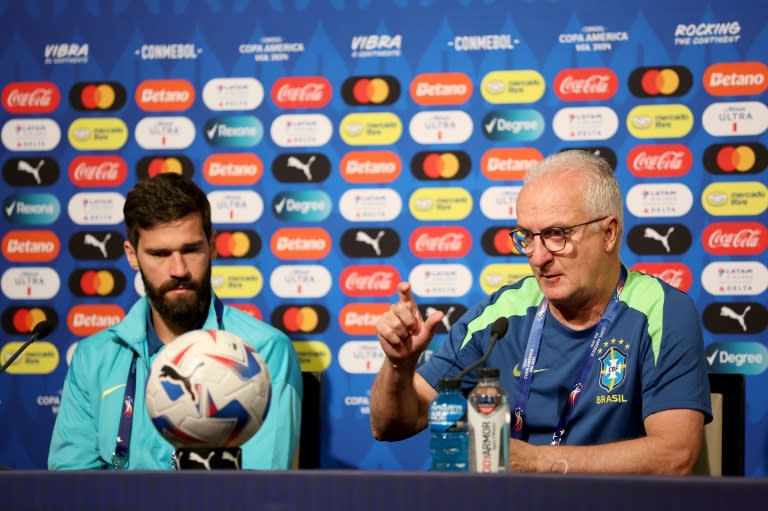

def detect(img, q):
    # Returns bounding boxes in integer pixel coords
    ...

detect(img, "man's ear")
[209,231,217,261]
[604,216,620,252]
[124,240,140,270]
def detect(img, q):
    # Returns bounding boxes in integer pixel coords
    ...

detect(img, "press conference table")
[2,469,765,510]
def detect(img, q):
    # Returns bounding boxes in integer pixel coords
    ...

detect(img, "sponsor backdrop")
[0,0,765,474]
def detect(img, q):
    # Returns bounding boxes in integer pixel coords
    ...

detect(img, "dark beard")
[141,266,212,331]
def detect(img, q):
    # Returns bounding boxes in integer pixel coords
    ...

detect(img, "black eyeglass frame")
[509,215,610,254]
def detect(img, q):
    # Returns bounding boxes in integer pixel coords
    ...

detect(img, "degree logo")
[271,227,331,260]
[3,157,59,186]
[626,104,693,139]
[340,227,400,258]
[68,117,128,150]
[3,193,60,225]
[136,155,194,179]
[272,153,331,183]
[271,304,330,334]
[410,72,472,106]
[626,223,691,255]
[69,82,126,111]
[703,61,768,97]
[481,109,543,142]
[479,263,532,295]
[630,262,692,292]
[204,115,263,147]
[481,147,542,181]
[340,151,401,184]
[628,66,693,97]
[704,342,768,375]
[2,82,60,114]
[68,230,125,260]
[215,230,261,259]
[2,306,57,335]
[211,265,263,298]
[272,190,332,222]
[703,143,767,175]
[204,153,263,186]
[135,79,195,112]
[480,70,545,103]
[481,226,525,256]
[68,155,127,187]
[341,75,401,106]
[409,263,473,297]
[2,230,60,262]
[68,268,125,297]
[340,112,402,145]
[339,302,391,335]
[409,187,472,221]
[410,151,470,180]
[67,304,125,337]
[410,226,471,259]
[272,76,332,109]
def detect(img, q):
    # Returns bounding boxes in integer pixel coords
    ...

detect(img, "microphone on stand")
[452,316,509,383]
[0,320,54,375]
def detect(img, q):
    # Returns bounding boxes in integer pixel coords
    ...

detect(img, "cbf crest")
[598,343,628,392]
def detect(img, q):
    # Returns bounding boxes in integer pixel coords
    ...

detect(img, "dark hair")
[123,173,212,247]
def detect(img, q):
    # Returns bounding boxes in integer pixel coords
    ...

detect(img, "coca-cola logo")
[68,156,127,187]
[702,222,767,255]
[627,144,692,177]
[631,262,692,292]
[409,226,471,258]
[340,265,400,297]
[2,82,60,114]
[553,68,618,101]
[271,77,332,109]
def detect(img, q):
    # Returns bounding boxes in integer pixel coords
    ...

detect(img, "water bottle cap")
[437,377,461,390]
[478,367,500,378]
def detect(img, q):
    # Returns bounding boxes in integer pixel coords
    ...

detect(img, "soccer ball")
[145,329,271,448]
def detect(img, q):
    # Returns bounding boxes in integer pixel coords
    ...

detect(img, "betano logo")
[339,188,402,222]
[702,101,768,137]
[410,151,470,180]
[2,306,57,335]
[68,269,125,297]
[340,151,401,183]
[480,70,545,103]
[0,340,58,374]
[135,116,195,150]
[410,72,472,106]
[3,193,60,225]
[202,77,263,111]
[703,61,768,97]
[340,112,402,145]
[68,117,128,150]
[208,190,264,224]
[701,181,767,216]
[626,104,693,139]
[271,113,333,147]
[479,186,521,220]
[215,229,260,259]
[67,304,124,336]
[409,187,472,221]
[292,341,331,372]
[628,66,693,97]
[479,263,532,294]
[271,304,330,334]
[409,226,471,258]
[69,82,126,111]
[2,230,60,262]
[338,303,390,335]
[481,109,544,142]
[204,153,262,186]
[703,143,767,174]
[137,155,193,179]
[630,262,692,292]
[68,155,127,187]
[553,68,618,102]
[272,76,332,109]
[627,144,692,178]
[2,118,60,152]
[409,263,472,297]
[135,79,195,111]
[702,221,766,256]
[204,115,262,147]
[269,265,332,299]
[409,110,472,144]
[481,147,542,181]
[2,82,60,114]
[271,227,331,259]
[211,265,263,298]
[341,75,400,106]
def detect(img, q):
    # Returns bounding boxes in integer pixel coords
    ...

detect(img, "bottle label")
[429,402,466,432]
[468,405,509,472]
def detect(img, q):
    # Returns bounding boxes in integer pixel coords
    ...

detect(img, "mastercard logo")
[136,155,194,179]
[481,227,525,256]
[2,306,57,335]
[215,230,261,259]
[410,151,470,180]
[68,269,126,297]
[271,304,330,334]
[341,75,401,106]
[703,142,767,175]
[69,82,127,111]
[628,66,693,98]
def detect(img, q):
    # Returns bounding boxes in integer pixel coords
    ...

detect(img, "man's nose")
[168,252,190,277]
[527,236,554,266]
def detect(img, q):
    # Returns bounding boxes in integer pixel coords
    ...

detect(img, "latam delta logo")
[67,192,124,225]
[208,190,264,224]
[702,222,766,256]
[480,70,545,103]
[703,61,768,96]
[215,230,261,259]
[1,118,61,151]
[136,155,194,179]
[67,304,124,337]
[552,106,618,141]
[340,227,400,258]
[69,82,126,111]
[481,147,542,181]
[408,264,472,298]
[269,265,332,298]
[271,114,333,147]
[202,77,264,111]
[627,144,692,178]
[272,76,332,109]
[630,262,692,292]
[1,267,60,300]
[340,112,402,145]
[340,265,399,297]
[68,269,125,297]
[481,109,543,142]
[625,183,693,217]
[701,261,768,296]
[2,82,60,114]
[3,157,59,186]
[703,143,767,175]
[410,72,472,106]
[2,230,60,262]
[203,153,262,186]
[553,68,617,101]
[272,190,331,222]
[338,188,402,222]
[411,151,470,180]
[68,155,127,187]
[409,111,472,144]
[3,193,60,225]
[270,227,331,260]
[702,102,768,137]
[341,76,399,106]
[68,118,127,151]
[135,79,195,112]
[271,304,330,334]
[340,151,400,184]
[272,153,331,183]
[2,306,58,335]
[628,66,693,97]
[409,226,471,259]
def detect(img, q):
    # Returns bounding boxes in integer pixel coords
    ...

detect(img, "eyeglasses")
[509,216,609,255]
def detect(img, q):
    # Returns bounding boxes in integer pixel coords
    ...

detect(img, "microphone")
[453,316,508,383]
[0,320,53,375]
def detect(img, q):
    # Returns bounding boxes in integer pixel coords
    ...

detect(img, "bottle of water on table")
[429,377,468,472]
[468,367,510,472]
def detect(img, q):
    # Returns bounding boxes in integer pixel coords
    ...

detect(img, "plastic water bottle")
[429,378,468,471]
[468,368,510,472]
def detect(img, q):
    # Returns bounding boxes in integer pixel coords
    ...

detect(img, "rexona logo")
[481,109,544,142]
[409,110,472,144]
[480,70,545,103]
[0,341,58,374]
[701,181,767,216]
[417,303,469,334]
[703,302,767,335]
[136,155,194,179]
[701,261,767,296]
[135,116,195,150]
[340,151,401,183]
[68,155,127,187]
[341,76,400,106]
[560,146,617,171]
[3,157,59,186]
[2,118,60,151]
[626,223,691,255]
[135,79,195,111]
[626,104,694,139]
[340,227,400,258]
[270,227,331,260]
[702,101,768,137]
[705,342,768,375]
[204,115,262,147]
[2,82,60,114]
[625,183,693,218]
[340,265,400,297]
[552,106,618,141]
[411,151,471,180]
[292,341,332,373]
[215,230,261,259]
[69,82,126,111]
[68,230,125,260]
[3,193,60,225]
[211,265,263,298]
[409,263,473,298]
[629,262,692,292]
[272,76,332,109]
[2,230,60,262]
[202,77,263,111]
[272,190,331,222]
[479,186,521,220]
[481,226,525,257]
[339,188,402,222]
[203,153,262,186]
[269,265,332,298]
[553,68,618,101]
[67,304,124,337]
[627,144,692,178]
[68,269,125,297]
[271,113,333,147]
[628,66,693,97]
[703,61,768,97]
[1,267,60,300]
[409,226,471,259]
[339,303,391,335]
[702,222,766,256]
[481,147,542,181]
[410,72,472,106]
[68,117,128,150]
[272,153,330,183]
[340,112,402,145]
[479,263,532,294]
[208,190,264,223]
[703,142,767,175]
[67,192,125,225]
[409,187,472,221]
[2,306,57,335]
[271,304,330,334]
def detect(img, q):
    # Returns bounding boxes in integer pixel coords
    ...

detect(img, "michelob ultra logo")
[703,61,768,97]
[481,147,542,181]
[410,72,473,106]
[204,115,263,147]
[292,341,332,372]
[480,70,546,103]
[409,110,473,144]
[482,109,544,141]
[69,82,126,111]
[2,82,60,114]
[68,117,128,150]
[701,181,767,216]
[626,104,693,138]
[0,341,58,374]
[479,186,521,220]
[340,151,401,183]
[1,266,60,300]
[208,190,264,224]
[409,187,472,221]
[135,79,195,111]
[703,142,767,175]
[338,341,386,374]
[339,112,402,145]
[272,190,332,222]
[134,116,196,150]
[479,263,532,295]
[705,342,768,375]
[3,193,60,225]
[211,265,263,298]
[2,230,60,262]
[269,265,332,299]
[702,101,768,137]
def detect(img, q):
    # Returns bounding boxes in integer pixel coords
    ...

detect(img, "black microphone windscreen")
[491,316,508,339]
[32,320,53,339]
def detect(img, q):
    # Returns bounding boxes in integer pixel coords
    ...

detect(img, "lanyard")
[511,272,625,445]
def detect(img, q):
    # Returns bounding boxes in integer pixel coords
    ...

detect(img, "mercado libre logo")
[341,75,401,105]
[628,66,693,97]
[2,306,58,335]
[69,82,127,111]
[136,155,194,179]
[703,142,767,175]
[68,268,125,297]
[3,157,60,186]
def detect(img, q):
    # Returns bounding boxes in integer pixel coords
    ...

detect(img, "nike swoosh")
[512,364,549,378]
[275,196,287,213]
[706,350,718,366]
[101,383,126,399]
[206,124,218,140]
[5,201,15,217]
